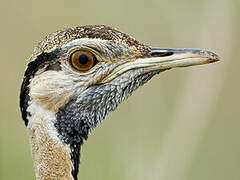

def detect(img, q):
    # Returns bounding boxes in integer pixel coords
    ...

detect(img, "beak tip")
[206,51,221,63]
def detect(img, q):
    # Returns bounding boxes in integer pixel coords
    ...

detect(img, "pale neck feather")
[27,100,74,180]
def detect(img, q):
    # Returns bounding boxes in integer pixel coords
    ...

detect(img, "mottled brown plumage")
[31,25,148,61]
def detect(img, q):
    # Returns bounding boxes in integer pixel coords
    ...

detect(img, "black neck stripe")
[70,143,81,180]
[19,48,61,126]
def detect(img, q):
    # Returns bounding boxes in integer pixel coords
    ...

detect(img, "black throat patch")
[19,48,61,126]
[55,97,90,180]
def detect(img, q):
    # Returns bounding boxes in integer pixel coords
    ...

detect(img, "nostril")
[150,51,174,57]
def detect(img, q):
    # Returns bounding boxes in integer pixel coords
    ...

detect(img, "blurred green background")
[0,0,239,179]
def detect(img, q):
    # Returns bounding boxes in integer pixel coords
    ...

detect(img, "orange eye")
[69,50,98,71]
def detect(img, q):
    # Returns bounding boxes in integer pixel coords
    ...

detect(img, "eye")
[69,50,98,71]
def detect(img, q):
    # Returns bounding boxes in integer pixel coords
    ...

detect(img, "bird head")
[20,25,220,179]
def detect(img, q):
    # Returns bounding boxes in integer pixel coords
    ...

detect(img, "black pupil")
[78,54,89,65]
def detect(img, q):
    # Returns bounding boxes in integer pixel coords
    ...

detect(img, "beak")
[101,47,220,83]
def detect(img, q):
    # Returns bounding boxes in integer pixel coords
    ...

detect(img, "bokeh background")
[0,0,239,179]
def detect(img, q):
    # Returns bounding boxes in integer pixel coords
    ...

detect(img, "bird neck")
[27,101,79,180]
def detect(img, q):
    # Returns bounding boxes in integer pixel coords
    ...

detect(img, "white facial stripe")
[62,38,108,50]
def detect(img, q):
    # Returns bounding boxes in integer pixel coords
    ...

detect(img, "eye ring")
[69,50,98,72]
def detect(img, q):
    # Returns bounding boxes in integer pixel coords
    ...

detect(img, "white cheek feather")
[30,70,73,98]
[29,70,79,111]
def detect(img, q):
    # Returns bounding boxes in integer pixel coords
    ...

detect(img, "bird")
[20,25,220,180]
